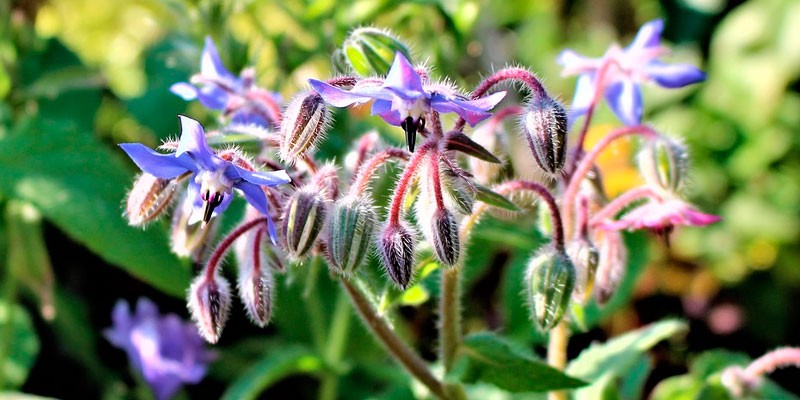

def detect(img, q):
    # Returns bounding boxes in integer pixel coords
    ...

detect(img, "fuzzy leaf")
[475,183,519,211]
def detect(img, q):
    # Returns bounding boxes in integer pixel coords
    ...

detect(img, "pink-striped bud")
[280,91,330,164]
[236,244,275,327]
[431,208,461,267]
[125,173,179,226]
[281,186,328,259]
[378,222,417,289]
[187,272,232,343]
[522,95,568,176]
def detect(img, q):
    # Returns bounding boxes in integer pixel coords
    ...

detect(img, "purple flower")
[170,37,281,127]
[119,116,290,232]
[309,52,506,151]
[558,19,706,126]
[596,197,720,232]
[104,298,215,400]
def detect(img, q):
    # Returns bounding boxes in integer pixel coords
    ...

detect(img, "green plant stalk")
[440,266,461,372]
[340,278,449,399]
[304,256,326,355]
[0,256,18,389]
[547,320,570,400]
[319,290,352,400]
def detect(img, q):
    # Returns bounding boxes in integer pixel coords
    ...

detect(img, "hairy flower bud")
[378,222,417,289]
[187,272,232,343]
[431,208,461,267]
[526,248,576,331]
[280,91,330,164]
[593,230,627,304]
[325,195,377,275]
[567,239,599,303]
[281,186,328,259]
[522,95,568,177]
[343,27,412,76]
[126,173,179,226]
[171,193,219,262]
[638,136,689,193]
[236,244,275,327]
[235,212,285,272]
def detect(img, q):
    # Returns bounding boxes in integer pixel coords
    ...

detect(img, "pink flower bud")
[187,273,232,343]
[236,249,274,327]
[567,238,599,303]
[431,208,461,267]
[279,91,330,164]
[378,222,417,289]
[522,95,568,177]
[125,173,180,226]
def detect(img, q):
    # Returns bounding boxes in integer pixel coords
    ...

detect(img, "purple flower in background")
[309,52,506,151]
[104,298,215,400]
[119,116,290,232]
[596,197,720,232]
[171,37,281,127]
[558,19,706,126]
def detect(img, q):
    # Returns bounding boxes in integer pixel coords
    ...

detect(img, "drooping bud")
[343,27,412,76]
[281,186,328,259]
[567,239,599,303]
[279,91,330,164]
[593,230,627,304]
[431,208,461,267]
[125,173,180,226]
[187,272,232,343]
[525,248,576,331]
[638,135,689,193]
[171,193,219,262]
[378,222,417,289]
[522,95,568,177]
[236,231,275,327]
[235,212,285,273]
[325,195,377,275]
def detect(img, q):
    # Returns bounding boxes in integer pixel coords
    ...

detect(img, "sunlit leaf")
[221,346,321,400]
[0,301,39,389]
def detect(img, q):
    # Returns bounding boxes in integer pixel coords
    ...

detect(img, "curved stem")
[562,125,659,240]
[565,60,613,178]
[454,68,547,131]
[388,141,435,225]
[430,150,445,210]
[497,180,565,250]
[589,186,658,227]
[340,278,449,399]
[349,148,409,197]
[204,217,268,280]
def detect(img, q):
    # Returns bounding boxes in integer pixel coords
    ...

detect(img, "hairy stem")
[349,148,410,197]
[204,217,268,280]
[388,141,435,225]
[440,266,462,372]
[547,320,570,400]
[589,186,659,227]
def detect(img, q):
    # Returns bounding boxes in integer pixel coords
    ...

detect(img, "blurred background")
[0,0,798,398]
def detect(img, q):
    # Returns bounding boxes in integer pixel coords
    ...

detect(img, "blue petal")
[201,36,238,85]
[646,61,706,88]
[196,85,229,110]
[308,79,375,107]
[431,91,506,126]
[119,143,194,178]
[384,52,424,94]
[176,116,217,170]
[236,181,270,216]
[170,82,198,100]
[605,79,643,126]
[235,167,291,187]
[627,19,663,52]
[372,100,403,126]
[567,74,596,126]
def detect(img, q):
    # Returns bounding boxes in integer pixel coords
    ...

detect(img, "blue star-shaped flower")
[558,19,706,126]
[309,52,506,151]
[119,116,290,235]
[170,37,281,127]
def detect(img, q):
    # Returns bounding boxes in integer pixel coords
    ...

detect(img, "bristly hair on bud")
[342,27,413,76]
[521,95,568,177]
[567,238,599,304]
[325,195,377,275]
[279,91,331,164]
[236,235,275,327]
[638,135,689,193]
[125,173,180,226]
[378,221,417,289]
[431,208,461,267]
[593,229,627,304]
[525,247,576,331]
[281,186,328,260]
[171,192,219,263]
[187,272,232,344]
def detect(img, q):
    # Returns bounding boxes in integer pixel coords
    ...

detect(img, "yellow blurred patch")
[582,124,644,197]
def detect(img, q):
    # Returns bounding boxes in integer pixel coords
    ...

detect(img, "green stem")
[340,278,449,399]
[440,267,462,372]
[547,320,570,400]
[304,256,326,353]
[319,291,352,400]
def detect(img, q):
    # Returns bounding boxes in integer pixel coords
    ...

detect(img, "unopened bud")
[593,230,626,304]
[638,136,688,193]
[126,173,179,226]
[171,193,219,262]
[431,208,461,267]
[187,272,232,343]
[567,239,599,303]
[326,195,377,274]
[281,186,328,259]
[235,213,285,273]
[526,248,575,331]
[523,95,568,177]
[312,164,340,202]
[237,252,274,327]
[378,222,417,289]
[343,27,412,76]
[280,91,330,164]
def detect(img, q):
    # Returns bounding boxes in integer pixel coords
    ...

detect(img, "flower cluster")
[118,21,717,348]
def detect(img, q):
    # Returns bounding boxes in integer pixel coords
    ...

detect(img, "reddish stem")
[349,148,410,197]
[205,217,268,280]
[454,68,547,131]
[566,60,613,178]
[430,150,445,210]
[494,180,565,250]
[388,141,435,225]
[589,186,659,228]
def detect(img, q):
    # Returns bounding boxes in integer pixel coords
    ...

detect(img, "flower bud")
[125,173,179,226]
[325,195,377,275]
[235,212,285,272]
[236,249,275,327]
[593,230,626,304]
[526,248,575,331]
[378,222,417,289]
[281,186,328,259]
[171,193,219,262]
[431,208,461,267]
[187,272,232,343]
[279,91,330,164]
[343,27,412,76]
[522,95,568,177]
[638,136,688,193]
[567,239,599,303]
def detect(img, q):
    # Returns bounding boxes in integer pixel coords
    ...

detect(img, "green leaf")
[566,319,688,400]
[221,346,322,400]
[449,332,587,392]
[474,183,519,212]
[444,131,502,163]
[0,301,39,389]
[0,119,190,297]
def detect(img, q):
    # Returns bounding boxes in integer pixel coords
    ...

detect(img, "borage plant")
[117,23,760,400]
